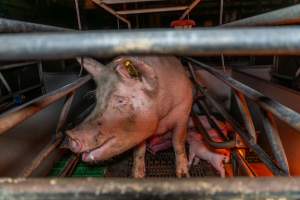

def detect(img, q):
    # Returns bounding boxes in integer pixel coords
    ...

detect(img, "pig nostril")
[70,139,82,152]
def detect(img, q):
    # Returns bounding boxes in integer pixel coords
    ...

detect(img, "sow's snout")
[60,132,82,153]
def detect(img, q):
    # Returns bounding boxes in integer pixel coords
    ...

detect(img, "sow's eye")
[114,95,129,106]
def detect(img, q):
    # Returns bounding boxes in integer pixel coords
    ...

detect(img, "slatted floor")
[105,149,219,177]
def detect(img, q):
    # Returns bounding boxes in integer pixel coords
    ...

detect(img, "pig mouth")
[81,136,115,162]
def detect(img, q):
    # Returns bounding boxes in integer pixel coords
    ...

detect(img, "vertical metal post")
[38,61,46,94]
[260,110,290,175]
[219,0,226,72]
[74,0,84,77]
[0,72,12,93]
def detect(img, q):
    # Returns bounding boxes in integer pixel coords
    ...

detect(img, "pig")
[64,56,193,178]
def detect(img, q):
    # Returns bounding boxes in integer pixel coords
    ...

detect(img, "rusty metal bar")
[233,91,257,143]
[185,57,300,133]
[1,27,300,61]
[20,138,62,177]
[186,63,285,176]
[260,110,290,175]
[180,0,202,20]
[2,178,300,199]
[0,61,38,70]
[92,0,131,28]
[222,4,300,27]
[0,18,72,33]
[58,155,79,177]
[0,75,91,135]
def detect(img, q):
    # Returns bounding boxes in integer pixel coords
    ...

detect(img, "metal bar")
[2,27,300,61]
[0,75,91,135]
[102,0,168,4]
[186,63,285,176]
[222,4,300,27]
[58,155,79,177]
[2,178,300,199]
[261,110,290,175]
[74,0,82,30]
[0,61,38,70]
[55,92,75,138]
[20,138,62,177]
[233,91,257,143]
[0,72,12,93]
[180,0,202,20]
[0,17,72,33]
[185,57,300,134]
[0,84,42,104]
[233,150,257,177]
[191,112,235,149]
[117,6,188,15]
[92,0,131,28]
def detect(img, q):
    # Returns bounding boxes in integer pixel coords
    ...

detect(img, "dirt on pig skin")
[64,56,193,178]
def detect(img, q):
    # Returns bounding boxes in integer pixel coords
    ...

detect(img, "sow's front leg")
[132,142,146,178]
[172,116,190,177]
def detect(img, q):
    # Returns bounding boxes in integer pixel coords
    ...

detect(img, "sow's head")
[64,57,159,163]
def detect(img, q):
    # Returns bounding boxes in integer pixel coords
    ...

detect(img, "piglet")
[187,130,230,177]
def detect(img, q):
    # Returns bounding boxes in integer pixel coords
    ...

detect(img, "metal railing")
[185,57,290,176]
[0,1,299,188]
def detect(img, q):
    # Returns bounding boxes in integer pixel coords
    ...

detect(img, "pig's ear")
[77,57,104,78]
[116,59,158,92]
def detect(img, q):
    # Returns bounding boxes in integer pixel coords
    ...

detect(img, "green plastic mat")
[49,155,106,177]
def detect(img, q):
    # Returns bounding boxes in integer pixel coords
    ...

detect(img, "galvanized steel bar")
[0,75,91,135]
[261,110,290,175]
[0,18,72,33]
[233,91,257,143]
[1,27,300,61]
[222,4,300,27]
[2,178,300,199]
[185,57,300,133]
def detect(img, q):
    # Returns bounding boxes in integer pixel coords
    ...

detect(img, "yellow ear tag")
[124,60,141,79]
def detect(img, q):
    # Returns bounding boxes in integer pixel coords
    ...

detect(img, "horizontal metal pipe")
[222,4,300,27]
[2,178,300,199]
[0,75,91,135]
[0,61,38,70]
[116,6,188,15]
[1,27,300,61]
[0,18,72,33]
[185,57,300,133]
